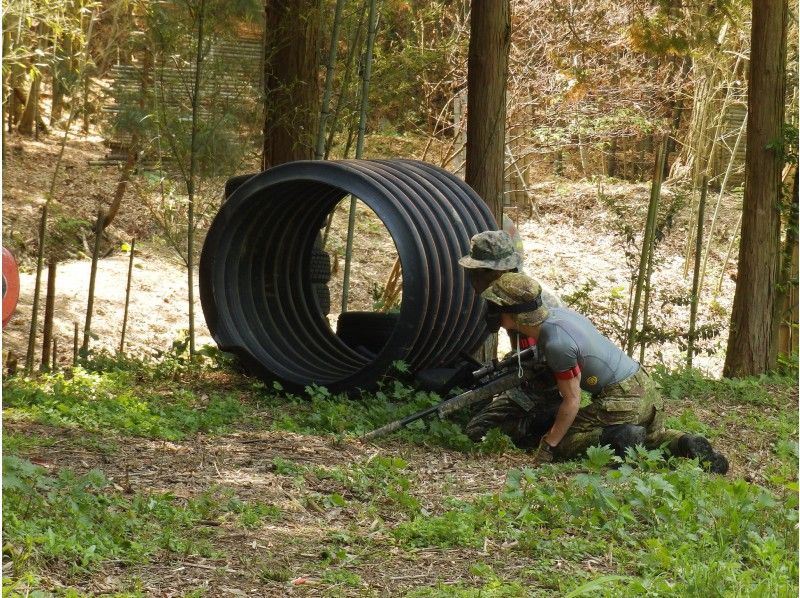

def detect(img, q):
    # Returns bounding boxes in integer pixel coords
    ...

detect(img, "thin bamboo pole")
[698,110,747,293]
[73,322,79,366]
[119,239,136,355]
[185,0,207,358]
[25,205,48,373]
[687,178,708,368]
[341,0,378,313]
[25,10,96,373]
[717,212,742,294]
[40,257,57,371]
[627,137,666,356]
[639,239,656,365]
[320,1,369,250]
[81,211,105,355]
[324,0,368,160]
[315,0,346,160]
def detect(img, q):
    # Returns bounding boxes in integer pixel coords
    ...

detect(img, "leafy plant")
[3,367,246,440]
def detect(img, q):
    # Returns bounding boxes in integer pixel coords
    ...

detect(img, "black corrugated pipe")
[199,159,496,393]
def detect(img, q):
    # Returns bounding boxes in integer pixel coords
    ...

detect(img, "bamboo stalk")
[25,204,48,374]
[717,213,742,294]
[687,178,708,368]
[185,0,207,358]
[315,0,346,160]
[341,0,378,313]
[324,0,368,159]
[40,257,57,371]
[73,322,79,366]
[698,110,747,293]
[81,211,105,356]
[627,137,666,356]
[119,239,136,355]
[639,239,656,365]
[25,10,96,373]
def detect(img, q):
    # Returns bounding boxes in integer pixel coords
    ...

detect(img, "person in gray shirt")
[458,231,562,447]
[476,271,728,473]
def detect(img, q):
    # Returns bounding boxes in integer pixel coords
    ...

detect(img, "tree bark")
[465,0,510,226]
[466,1,511,362]
[723,0,787,377]
[17,73,42,135]
[263,0,321,168]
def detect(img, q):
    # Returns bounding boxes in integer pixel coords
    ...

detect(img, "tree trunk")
[17,73,41,135]
[466,0,511,362]
[723,0,787,377]
[465,0,510,226]
[263,0,321,168]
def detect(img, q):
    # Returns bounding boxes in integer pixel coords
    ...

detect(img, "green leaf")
[564,575,630,597]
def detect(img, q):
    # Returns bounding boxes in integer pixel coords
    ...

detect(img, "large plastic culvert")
[199,159,497,393]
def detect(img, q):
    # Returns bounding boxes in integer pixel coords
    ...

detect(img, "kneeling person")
[479,272,728,473]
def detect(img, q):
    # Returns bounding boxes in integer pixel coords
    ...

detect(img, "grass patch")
[2,431,57,454]
[255,381,474,451]
[392,447,799,597]
[2,456,282,579]
[653,366,796,406]
[271,454,422,516]
[3,368,246,440]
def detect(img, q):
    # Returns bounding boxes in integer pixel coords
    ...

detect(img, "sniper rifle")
[363,346,539,441]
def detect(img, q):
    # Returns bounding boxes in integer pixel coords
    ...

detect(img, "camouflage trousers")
[464,386,561,449]
[554,369,684,460]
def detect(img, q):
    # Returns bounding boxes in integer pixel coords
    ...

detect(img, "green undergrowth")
[5,354,795,453]
[394,447,799,597]
[3,367,246,441]
[2,356,797,594]
[272,454,423,516]
[652,365,796,406]
[254,380,479,452]
[2,456,281,583]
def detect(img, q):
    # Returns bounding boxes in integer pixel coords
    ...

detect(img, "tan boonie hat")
[481,272,550,327]
[458,230,524,271]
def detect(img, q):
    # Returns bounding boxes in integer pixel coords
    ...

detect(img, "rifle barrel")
[362,404,439,441]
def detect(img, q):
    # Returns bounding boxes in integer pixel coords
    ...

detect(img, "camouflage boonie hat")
[458,231,524,271]
[481,272,550,327]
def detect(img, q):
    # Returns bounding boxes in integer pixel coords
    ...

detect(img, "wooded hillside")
[2,1,798,596]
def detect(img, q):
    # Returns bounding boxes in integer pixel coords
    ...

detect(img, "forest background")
[1,0,799,596]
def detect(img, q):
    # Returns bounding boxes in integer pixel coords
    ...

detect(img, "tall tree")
[263,0,320,168]
[465,0,510,225]
[723,0,787,377]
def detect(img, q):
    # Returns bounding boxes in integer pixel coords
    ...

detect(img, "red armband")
[554,365,581,380]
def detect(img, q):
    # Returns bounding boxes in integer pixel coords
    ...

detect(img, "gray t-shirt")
[537,307,639,394]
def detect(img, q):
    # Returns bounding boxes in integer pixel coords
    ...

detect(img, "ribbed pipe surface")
[199,159,496,392]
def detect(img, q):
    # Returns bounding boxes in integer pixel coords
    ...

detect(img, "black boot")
[599,424,647,459]
[670,434,729,474]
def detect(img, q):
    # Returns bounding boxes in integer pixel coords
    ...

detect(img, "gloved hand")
[531,437,555,466]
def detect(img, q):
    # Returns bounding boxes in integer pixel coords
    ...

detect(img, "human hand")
[531,437,555,466]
